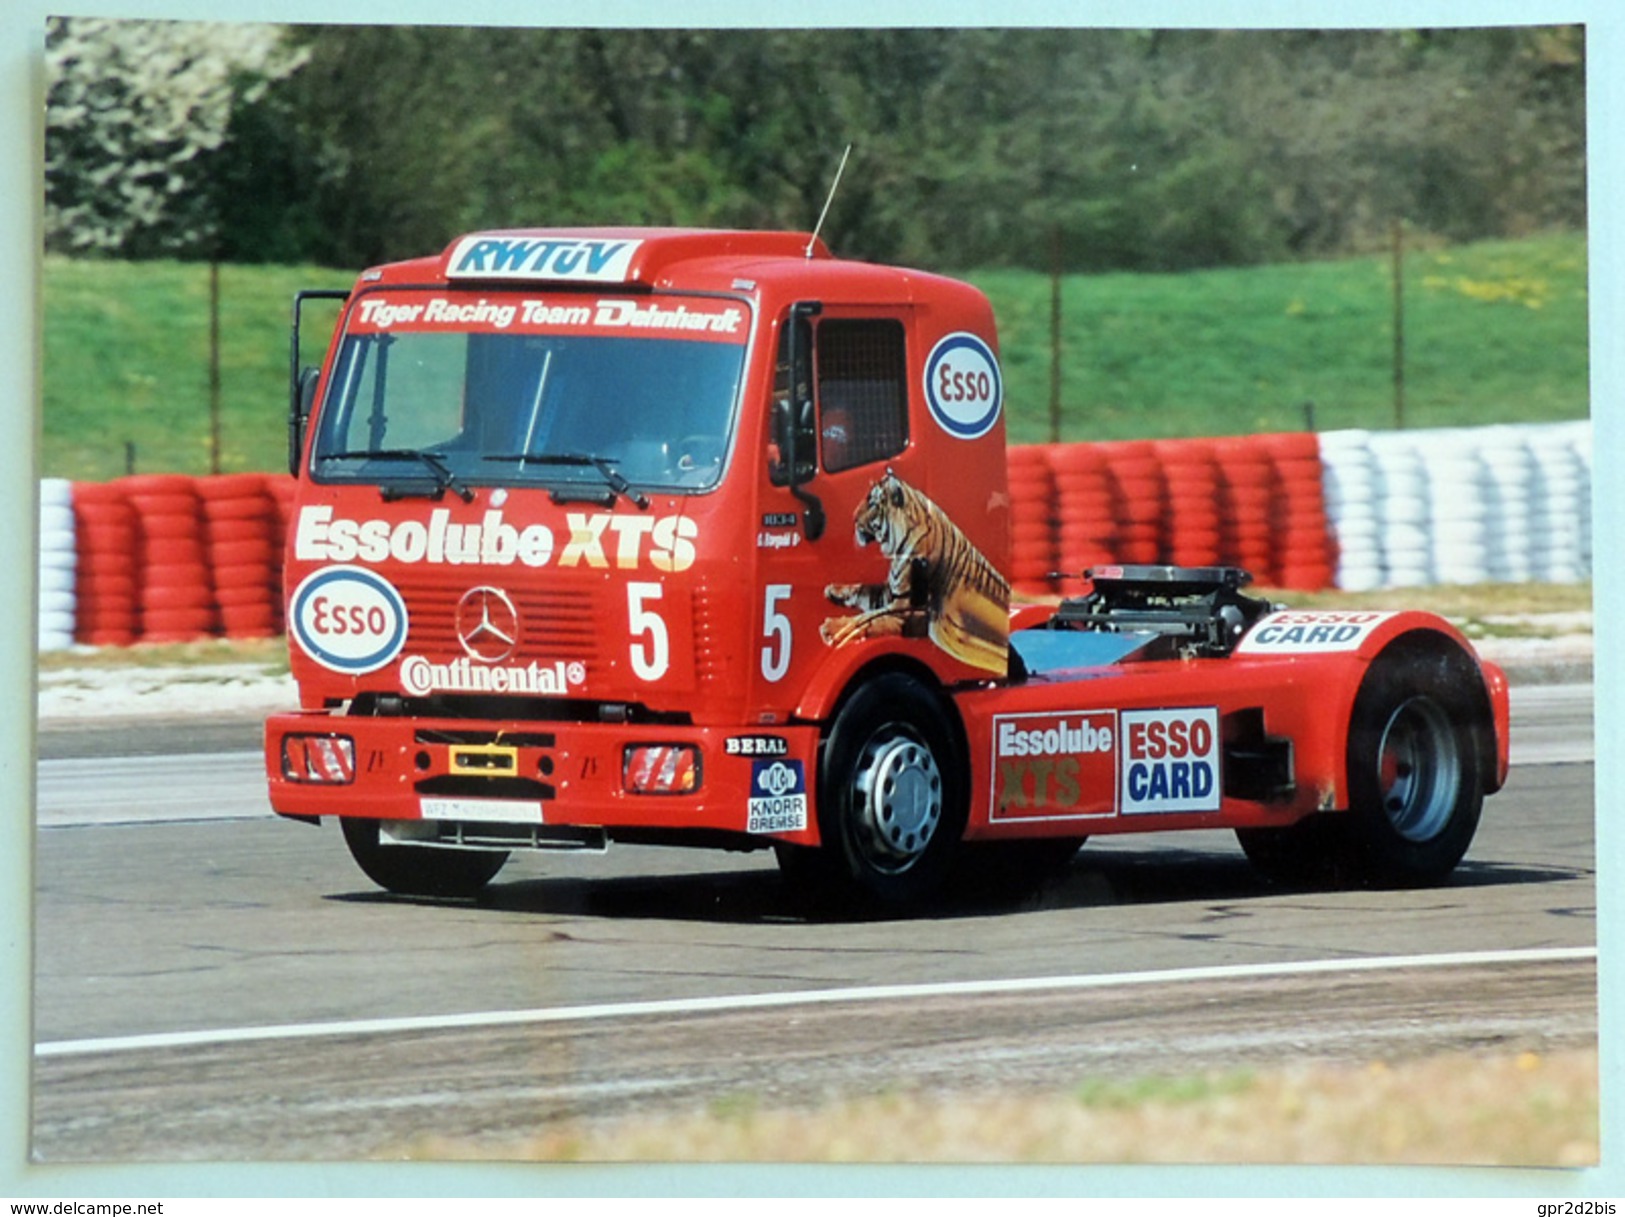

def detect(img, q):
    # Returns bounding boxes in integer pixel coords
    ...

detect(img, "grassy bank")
[404,1047,1597,1166]
[42,258,351,482]
[974,230,1589,445]
[41,231,1588,481]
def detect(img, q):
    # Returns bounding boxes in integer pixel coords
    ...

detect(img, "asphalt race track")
[31,684,1596,1162]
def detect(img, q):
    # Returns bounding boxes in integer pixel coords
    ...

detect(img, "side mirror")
[289,365,320,476]
[289,288,350,476]
[780,301,825,539]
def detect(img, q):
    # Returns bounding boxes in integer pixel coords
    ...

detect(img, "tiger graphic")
[821,469,1010,674]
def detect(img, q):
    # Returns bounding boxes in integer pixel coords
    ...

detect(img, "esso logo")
[924,331,1003,440]
[289,565,409,675]
[1126,714,1215,761]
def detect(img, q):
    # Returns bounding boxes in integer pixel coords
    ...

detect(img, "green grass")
[971,230,1589,445]
[1073,1069,1256,1111]
[404,1048,1598,1166]
[41,257,351,482]
[40,231,1589,481]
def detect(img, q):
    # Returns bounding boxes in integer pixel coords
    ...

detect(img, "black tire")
[1342,642,1485,885]
[1237,640,1484,890]
[340,817,508,899]
[772,840,839,907]
[798,672,967,910]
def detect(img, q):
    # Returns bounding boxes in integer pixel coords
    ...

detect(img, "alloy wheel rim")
[852,730,943,873]
[1376,696,1460,843]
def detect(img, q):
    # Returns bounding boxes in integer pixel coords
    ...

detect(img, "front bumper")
[265,711,823,846]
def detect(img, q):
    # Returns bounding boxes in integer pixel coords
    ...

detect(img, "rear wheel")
[1343,644,1484,885]
[340,817,509,898]
[1239,640,1485,888]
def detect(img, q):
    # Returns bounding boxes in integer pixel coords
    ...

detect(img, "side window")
[817,319,908,474]
[768,316,816,486]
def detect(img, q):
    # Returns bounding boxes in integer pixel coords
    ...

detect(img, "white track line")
[35,945,1596,1060]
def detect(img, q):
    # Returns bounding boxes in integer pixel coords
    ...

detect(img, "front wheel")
[792,673,967,911]
[340,817,509,899]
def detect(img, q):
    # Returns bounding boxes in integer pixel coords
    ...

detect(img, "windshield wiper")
[320,448,475,502]
[486,452,650,509]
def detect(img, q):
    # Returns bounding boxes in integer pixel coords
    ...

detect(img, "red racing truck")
[265,227,1510,909]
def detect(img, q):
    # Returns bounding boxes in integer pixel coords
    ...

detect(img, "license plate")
[419,797,544,824]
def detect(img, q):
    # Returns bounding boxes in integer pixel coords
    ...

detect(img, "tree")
[44,22,1585,271]
[44,18,307,258]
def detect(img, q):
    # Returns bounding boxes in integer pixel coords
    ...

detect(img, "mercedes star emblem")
[454,585,520,662]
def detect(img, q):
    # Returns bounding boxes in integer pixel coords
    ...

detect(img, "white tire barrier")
[38,478,76,652]
[1320,420,1591,590]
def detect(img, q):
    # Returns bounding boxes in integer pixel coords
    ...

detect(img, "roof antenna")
[806,144,852,258]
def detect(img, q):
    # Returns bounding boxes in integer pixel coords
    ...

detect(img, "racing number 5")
[761,583,793,682]
[627,582,669,681]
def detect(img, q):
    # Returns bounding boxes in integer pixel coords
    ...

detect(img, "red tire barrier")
[1012,431,1336,595]
[1154,438,1223,569]
[115,474,216,643]
[1259,432,1337,590]
[197,473,281,639]
[1046,442,1117,595]
[72,473,284,645]
[1006,445,1059,597]
[1100,440,1164,567]
[70,482,138,647]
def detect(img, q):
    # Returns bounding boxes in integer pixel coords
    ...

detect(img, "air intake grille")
[391,573,601,659]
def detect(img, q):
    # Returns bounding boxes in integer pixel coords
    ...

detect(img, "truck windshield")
[310,290,750,494]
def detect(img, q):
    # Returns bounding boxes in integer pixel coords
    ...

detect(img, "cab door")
[750,307,918,717]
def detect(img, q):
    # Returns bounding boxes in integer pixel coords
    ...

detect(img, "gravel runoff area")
[34,616,1593,724]
[37,659,299,723]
